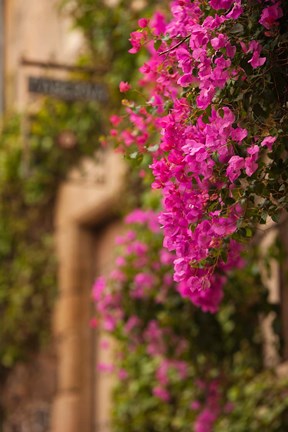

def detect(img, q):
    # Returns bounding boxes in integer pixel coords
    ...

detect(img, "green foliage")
[113,351,197,432]
[0,0,155,374]
[111,253,287,431]
[59,0,163,88]
[211,2,288,234]
[94,207,286,431]
[0,99,102,370]
[114,360,288,432]
[215,371,288,432]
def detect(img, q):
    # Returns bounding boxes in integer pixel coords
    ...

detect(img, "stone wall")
[2,3,128,430]
[4,0,82,111]
[51,150,126,432]
[0,349,56,432]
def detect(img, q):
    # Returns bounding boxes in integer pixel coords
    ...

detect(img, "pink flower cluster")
[193,380,222,432]
[109,0,281,312]
[153,358,188,402]
[92,210,237,429]
[92,210,174,336]
[259,1,283,30]
[92,210,193,400]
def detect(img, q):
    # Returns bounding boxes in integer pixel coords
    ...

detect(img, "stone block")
[53,295,84,338]
[51,393,80,432]
[57,334,81,391]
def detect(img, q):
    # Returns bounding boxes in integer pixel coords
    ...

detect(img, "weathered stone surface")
[51,393,80,432]
[56,334,82,392]
[51,152,126,431]
[53,295,86,337]
[0,350,56,432]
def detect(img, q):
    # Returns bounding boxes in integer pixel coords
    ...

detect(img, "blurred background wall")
[0,1,126,431]
[4,0,83,111]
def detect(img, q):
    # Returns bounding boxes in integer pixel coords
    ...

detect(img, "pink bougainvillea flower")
[240,41,248,54]
[191,400,201,411]
[245,144,259,176]
[261,135,276,150]
[210,0,234,10]
[226,155,245,182]
[195,408,217,432]
[153,386,170,402]
[226,0,243,19]
[197,84,216,109]
[212,217,237,236]
[231,127,248,142]
[118,369,129,380]
[110,114,122,126]
[248,50,266,68]
[119,81,131,92]
[128,31,147,54]
[97,362,114,373]
[150,12,166,36]
[89,317,98,328]
[92,276,106,301]
[138,18,149,28]
[211,34,227,50]
[103,315,117,331]
[259,2,283,29]
[247,41,266,69]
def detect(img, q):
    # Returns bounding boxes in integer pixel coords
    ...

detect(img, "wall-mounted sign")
[28,76,108,102]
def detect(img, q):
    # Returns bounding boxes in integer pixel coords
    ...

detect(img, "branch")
[159,36,190,56]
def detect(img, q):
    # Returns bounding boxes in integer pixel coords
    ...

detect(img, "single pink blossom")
[150,12,166,36]
[110,114,122,126]
[247,41,266,69]
[153,386,170,402]
[191,400,201,411]
[119,81,131,92]
[97,362,114,373]
[227,155,245,182]
[128,31,147,54]
[138,18,149,28]
[259,2,283,29]
[118,369,128,380]
[226,0,243,19]
[231,127,248,142]
[261,136,276,150]
[90,318,98,328]
[248,51,266,68]
[211,34,227,50]
[245,145,259,176]
[210,0,234,10]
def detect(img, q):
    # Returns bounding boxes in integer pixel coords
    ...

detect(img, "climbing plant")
[93,1,288,430]
[108,0,288,311]
[93,207,287,431]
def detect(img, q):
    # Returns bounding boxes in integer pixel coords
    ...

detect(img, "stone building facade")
[1,1,126,431]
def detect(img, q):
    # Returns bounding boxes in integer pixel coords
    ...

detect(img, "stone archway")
[51,150,126,432]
